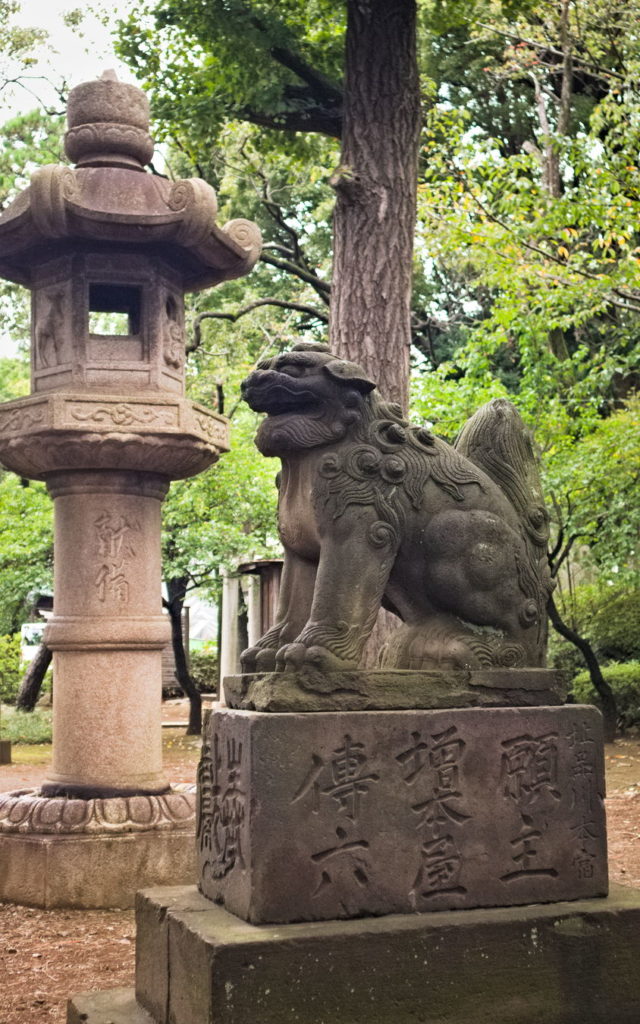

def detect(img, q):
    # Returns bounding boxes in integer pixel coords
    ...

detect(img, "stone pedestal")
[67,884,640,1024]
[197,704,607,924]
[0,789,196,908]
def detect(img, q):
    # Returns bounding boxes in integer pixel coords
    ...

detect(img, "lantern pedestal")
[0,799,196,909]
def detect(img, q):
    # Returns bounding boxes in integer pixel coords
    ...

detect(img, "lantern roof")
[0,71,262,291]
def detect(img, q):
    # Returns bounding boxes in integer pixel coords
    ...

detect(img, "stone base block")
[0,739,11,764]
[69,884,640,1024]
[197,705,607,923]
[0,829,196,908]
[224,666,568,712]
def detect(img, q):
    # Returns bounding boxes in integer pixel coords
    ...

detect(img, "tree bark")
[547,596,617,743]
[329,0,421,411]
[165,578,201,735]
[15,643,52,712]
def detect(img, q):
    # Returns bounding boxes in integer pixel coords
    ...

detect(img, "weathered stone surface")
[123,884,640,1024]
[0,788,195,834]
[68,988,153,1024]
[224,666,568,712]
[0,392,228,479]
[0,828,196,909]
[197,705,606,924]
[0,73,262,293]
[240,345,554,674]
[135,886,214,1022]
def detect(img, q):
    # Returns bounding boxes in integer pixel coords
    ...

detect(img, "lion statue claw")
[240,343,554,673]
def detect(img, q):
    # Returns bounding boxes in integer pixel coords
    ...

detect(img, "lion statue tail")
[454,398,555,637]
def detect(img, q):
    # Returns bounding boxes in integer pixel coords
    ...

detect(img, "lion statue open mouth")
[240,343,554,674]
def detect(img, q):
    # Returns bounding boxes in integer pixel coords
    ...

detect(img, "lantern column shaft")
[41,470,170,798]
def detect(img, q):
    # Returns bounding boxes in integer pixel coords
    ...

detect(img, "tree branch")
[449,165,640,312]
[260,251,331,300]
[237,103,342,138]
[475,22,624,83]
[547,595,617,742]
[270,45,343,107]
[189,299,329,352]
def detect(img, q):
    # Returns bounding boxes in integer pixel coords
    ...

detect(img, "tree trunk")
[15,643,52,712]
[547,596,617,743]
[329,0,420,411]
[165,578,202,735]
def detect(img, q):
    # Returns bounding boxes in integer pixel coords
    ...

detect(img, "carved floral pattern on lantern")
[0,405,48,434]
[163,295,184,370]
[94,511,141,604]
[193,411,228,446]
[0,788,195,834]
[0,431,221,480]
[67,402,178,428]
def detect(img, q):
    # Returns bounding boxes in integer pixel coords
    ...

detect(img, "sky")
[0,1,139,355]
[3,0,137,119]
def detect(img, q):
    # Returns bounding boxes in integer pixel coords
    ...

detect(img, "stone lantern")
[0,72,261,907]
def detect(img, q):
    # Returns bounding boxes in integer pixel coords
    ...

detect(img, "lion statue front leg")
[274,521,397,672]
[240,550,317,672]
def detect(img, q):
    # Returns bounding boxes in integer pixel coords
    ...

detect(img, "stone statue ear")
[323,359,376,394]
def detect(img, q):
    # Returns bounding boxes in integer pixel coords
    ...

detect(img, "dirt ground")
[1,707,639,1024]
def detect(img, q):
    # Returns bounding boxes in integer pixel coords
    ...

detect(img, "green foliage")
[189,645,219,694]
[0,704,52,743]
[0,633,21,702]
[572,661,640,731]
[163,342,280,599]
[544,398,640,581]
[162,412,279,596]
[116,0,345,153]
[0,110,65,208]
[585,588,640,663]
[0,472,53,634]
[551,582,640,672]
[0,0,48,92]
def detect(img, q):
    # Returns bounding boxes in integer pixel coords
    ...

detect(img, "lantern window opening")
[88,283,142,337]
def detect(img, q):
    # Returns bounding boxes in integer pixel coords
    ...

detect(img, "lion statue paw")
[275,643,355,673]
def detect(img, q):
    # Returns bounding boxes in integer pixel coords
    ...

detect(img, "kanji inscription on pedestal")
[197,706,607,924]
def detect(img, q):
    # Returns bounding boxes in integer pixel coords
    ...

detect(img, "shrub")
[586,587,640,662]
[0,634,22,703]
[190,646,219,694]
[571,661,640,732]
[549,582,640,673]
[0,705,52,743]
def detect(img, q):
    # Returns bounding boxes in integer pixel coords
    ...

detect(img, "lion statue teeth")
[240,343,554,674]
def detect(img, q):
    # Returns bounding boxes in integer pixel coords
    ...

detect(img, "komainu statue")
[240,343,554,674]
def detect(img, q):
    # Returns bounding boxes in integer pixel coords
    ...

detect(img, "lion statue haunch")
[240,343,554,674]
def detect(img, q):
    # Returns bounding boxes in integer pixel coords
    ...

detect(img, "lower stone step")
[92,883,640,1024]
[67,987,152,1024]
